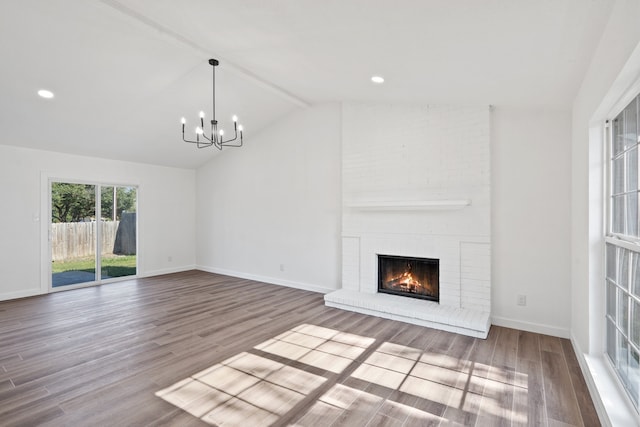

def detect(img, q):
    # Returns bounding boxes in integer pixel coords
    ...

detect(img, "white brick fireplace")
[324,103,491,338]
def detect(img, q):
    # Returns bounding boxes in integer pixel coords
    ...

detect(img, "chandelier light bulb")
[219,129,224,136]
[181,117,186,124]
[238,125,243,132]
[232,115,238,122]
[196,127,204,135]
[38,89,54,99]
[199,111,205,118]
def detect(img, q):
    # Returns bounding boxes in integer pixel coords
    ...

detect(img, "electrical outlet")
[517,294,527,306]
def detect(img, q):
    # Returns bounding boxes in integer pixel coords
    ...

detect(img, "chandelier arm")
[182,136,205,145]
[183,137,214,148]
[220,138,239,145]
[220,142,243,148]
[220,136,243,148]
[198,142,220,150]
[200,133,214,144]
[183,132,217,148]
[219,130,238,144]
[220,128,244,147]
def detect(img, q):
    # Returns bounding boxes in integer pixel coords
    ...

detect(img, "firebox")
[377,254,439,302]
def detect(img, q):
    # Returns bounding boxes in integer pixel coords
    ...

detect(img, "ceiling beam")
[98,0,311,108]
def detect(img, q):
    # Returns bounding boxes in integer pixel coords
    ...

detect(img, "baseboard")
[570,333,639,427]
[0,266,196,301]
[570,335,610,427]
[0,287,45,302]
[491,315,570,338]
[196,265,336,294]
[141,265,196,278]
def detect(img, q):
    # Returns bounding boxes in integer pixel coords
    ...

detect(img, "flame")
[385,271,425,292]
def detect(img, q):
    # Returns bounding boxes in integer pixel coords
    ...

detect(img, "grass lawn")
[52,255,136,277]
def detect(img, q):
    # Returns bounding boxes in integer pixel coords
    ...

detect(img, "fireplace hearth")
[378,254,439,302]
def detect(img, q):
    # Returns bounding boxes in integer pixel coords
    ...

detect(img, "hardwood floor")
[0,271,600,426]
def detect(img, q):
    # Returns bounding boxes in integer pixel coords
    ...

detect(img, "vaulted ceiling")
[0,0,615,168]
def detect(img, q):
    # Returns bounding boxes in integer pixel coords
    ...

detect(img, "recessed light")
[371,76,385,84]
[37,89,54,99]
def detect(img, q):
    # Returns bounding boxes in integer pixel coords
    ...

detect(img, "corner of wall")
[196,264,337,294]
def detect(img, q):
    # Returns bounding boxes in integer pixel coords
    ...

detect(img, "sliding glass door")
[100,186,137,280]
[50,181,137,289]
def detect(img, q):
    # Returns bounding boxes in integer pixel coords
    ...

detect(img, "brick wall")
[341,103,491,314]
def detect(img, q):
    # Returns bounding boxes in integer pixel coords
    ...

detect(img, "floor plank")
[541,350,584,426]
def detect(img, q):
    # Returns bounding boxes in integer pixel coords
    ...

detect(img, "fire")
[378,256,438,300]
[386,271,425,293]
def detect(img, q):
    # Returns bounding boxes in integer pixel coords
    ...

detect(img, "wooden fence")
[51,221,119,261]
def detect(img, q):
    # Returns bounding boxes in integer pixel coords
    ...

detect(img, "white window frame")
[605,94,640,413]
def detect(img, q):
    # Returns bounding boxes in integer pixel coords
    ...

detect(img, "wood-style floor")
[0,271,600,426]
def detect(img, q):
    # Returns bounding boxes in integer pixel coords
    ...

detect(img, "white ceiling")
[0,0,615,169]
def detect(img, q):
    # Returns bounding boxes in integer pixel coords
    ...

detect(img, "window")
[606,94,640,411]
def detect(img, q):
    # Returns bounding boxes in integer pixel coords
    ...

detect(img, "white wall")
[0,144,197,301]
[195,103,342,293]
[491,107,572,337]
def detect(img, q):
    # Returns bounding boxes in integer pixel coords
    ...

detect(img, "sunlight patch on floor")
[349,341,530,422]
[256,324,375,374]
[156,350,326,426]
[293,382,445,426]
[155,324,374,427]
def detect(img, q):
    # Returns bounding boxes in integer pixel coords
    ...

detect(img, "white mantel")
[325,103,492,338]
[346,199,471,211]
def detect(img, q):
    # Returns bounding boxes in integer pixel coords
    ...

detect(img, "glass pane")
[627,192,639,237]
[607,281,617,318]
[627,349,640,407]
[613,195,625,234]
[619,291,630,336]
[607,318,617,362]
[627,148,639,192]
[625,98,638,151]
[51,182,96,287]
[619,248,630,289]
[100,186,137,280]
[632,300,640,348]
[613,117,625,157]
[607,244,617,281]
[634,252,640,298]
[618,330,629,376]
[613,156,625,195]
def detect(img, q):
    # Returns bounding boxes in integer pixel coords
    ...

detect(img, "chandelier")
[181,59,244,149]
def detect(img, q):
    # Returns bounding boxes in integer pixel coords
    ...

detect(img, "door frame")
[41,173,139,293]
